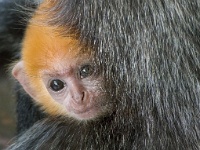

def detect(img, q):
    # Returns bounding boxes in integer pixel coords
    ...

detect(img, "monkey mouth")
[71,105,91,114]
[66,102,98,120]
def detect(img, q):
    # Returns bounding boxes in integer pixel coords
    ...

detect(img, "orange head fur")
[21,3,92,117]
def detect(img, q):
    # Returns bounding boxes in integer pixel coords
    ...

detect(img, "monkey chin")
[70,108,100,121]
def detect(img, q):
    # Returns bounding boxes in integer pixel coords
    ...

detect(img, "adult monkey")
[8,0,200,149]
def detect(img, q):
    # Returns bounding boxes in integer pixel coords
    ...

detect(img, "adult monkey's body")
[8,0,200,149]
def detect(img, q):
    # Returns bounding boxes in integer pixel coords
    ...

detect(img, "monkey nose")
[72,91,85,104]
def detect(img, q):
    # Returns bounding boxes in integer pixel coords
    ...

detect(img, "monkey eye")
[79,64,94,79]
[49,79,66,92]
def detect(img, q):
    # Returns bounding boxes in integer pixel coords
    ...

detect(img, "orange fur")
[21,2,92,116]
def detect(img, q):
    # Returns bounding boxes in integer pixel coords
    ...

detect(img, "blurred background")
[0,66,16,149]
[0,0,42,149]
[0,0,20,149]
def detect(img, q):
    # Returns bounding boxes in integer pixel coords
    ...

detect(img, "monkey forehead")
[22,24,92,75]
[40,56,92,76]
[23,25,81,57]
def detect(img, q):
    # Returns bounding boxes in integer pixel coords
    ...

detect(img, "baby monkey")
[12,2,109,121]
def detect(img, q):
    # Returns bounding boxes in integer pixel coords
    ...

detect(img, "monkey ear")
[12,61,37,99]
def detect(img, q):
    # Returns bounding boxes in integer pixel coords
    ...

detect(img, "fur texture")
[8,0,200,149]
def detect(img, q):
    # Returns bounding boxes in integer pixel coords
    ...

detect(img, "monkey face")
[41,61,107,120]
[12,23,110,121]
